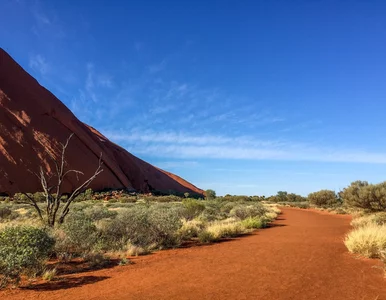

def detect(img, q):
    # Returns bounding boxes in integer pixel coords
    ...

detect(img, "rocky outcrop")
[0,48,203,196]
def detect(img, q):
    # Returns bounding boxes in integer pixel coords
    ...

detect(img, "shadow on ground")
[53,259,121,276]
[22,276,110,291]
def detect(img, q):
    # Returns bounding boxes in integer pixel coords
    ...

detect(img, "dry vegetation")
[2,178,386,287]
[0,192,280,288]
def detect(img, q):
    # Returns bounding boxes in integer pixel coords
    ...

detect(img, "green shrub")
[241,217,266,229]
[221,201,237,214]
[267,192,305,203]
[341,181,386,212]
[198,230,217,243]
[308,190,339,207]
[0,226,54,287]
[83,206,117,221]
[219,195,254,202]
[0,207,13,220]
[98,205,182,251]
[229,203,266,220]
[286,193,306,202]
[177,219,205,240]
[181,199,205,220]
[199,206,223,222]
[119,197,137,203]
[54,212,98,257]
[147,206,183,248]
[288,202,310,209]
[205,189,216,200]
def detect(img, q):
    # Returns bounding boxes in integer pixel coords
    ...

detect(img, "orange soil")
[2,208,386,300]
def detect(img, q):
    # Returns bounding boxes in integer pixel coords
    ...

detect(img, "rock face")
[0,49,203,196]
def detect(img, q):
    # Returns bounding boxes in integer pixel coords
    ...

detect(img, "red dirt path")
[2,208,386,300]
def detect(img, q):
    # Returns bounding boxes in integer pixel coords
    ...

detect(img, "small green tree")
[286,193,306,202]
[341,180,386,211]
[276,191,288,202]
[308,190,339,206]
[205,189,216,200]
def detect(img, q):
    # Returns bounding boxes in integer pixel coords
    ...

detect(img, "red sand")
[2,208,385,300]
[0,48,202,195]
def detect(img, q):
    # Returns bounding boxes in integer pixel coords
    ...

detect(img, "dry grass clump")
[344,224,386,258]
[177,219,205,240]
[351,212,386,228]
[206,220,246,239]
[264,212,278,221]
[198,230,217,243]
[126,243,147,256]
[42,268,57,281]
[241,217,266,229]
[269,206,281,215]
[0,218,43,230]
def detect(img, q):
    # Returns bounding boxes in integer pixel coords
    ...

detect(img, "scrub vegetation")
[0,191,280,288]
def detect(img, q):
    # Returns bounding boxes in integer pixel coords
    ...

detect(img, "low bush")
[147,206,182,248]
[181,199,205,220]
[177,219,205,240]
[267,192,305,203]
[206,220,245,239]
[308,190,339,207]
[264,212,278,222]
[241,217,266,229]
[98,205,182,251]
[285,202,310,209]
[83,206,117,221]
[205,189,216,200]
[229,204,266,220]
[54,212,98,257]
[344,224,386,258]
[351,212,386,228]
[198,230,217,243]
[199,201,226,222]
[0,207,14,220]
[0,226,55,287]
[341,181,386,212]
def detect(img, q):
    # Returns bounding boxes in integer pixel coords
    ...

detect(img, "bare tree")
[19,134,103,227]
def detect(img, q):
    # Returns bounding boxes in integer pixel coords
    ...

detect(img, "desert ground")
[2,207,385,300]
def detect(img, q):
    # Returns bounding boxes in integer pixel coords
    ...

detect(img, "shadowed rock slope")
[0,48,203,196]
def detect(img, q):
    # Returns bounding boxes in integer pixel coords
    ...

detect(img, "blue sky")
[1,0,386,196]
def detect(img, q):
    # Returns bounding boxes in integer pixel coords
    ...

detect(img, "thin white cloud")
[103,130,386,164]
[85,63,98,102]
[105,130,281,147]
[156,160,199,169]
[29,54,49,75]
[131,144,386,164]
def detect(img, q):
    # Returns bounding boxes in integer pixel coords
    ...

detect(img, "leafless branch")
[21,133,103,227]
